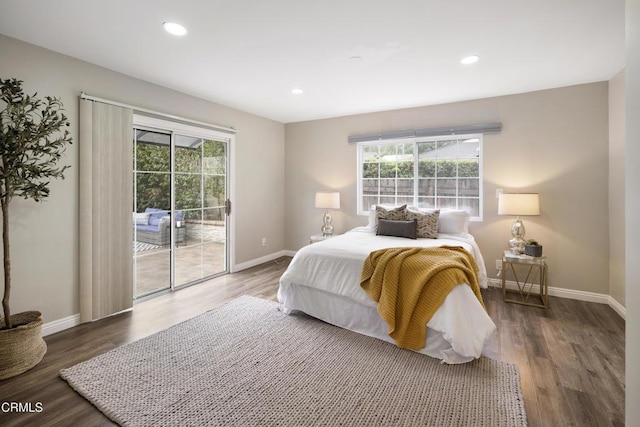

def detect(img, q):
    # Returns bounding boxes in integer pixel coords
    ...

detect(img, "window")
[357,134,482,220]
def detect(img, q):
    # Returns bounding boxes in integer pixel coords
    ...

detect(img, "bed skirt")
[278,282,495,364]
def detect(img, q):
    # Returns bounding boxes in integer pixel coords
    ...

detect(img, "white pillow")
[367,206,377,229]
[437,209,470,234]
[407,206,469,235]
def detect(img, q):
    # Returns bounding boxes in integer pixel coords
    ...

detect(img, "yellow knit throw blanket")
[360,246,485,351]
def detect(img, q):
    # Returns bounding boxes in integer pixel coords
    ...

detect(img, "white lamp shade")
[498,193,540,216]
[315,191,340,209]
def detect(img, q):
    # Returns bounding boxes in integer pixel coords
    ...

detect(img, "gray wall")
[0,34,285,323]
[285,83,610,295]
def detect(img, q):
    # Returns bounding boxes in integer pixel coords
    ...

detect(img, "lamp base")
[509,237,525,254]
[321,209,333,236]
[509,218,526,254]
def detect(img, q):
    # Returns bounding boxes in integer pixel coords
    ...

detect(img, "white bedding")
[277,227,496,364]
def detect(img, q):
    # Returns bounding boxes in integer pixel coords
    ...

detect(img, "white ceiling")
[0,0,626,123]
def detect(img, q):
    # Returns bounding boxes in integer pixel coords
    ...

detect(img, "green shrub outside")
[134,140,226,219]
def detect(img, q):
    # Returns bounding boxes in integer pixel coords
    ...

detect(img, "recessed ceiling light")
[163,22,187,36]
[291,88,304,95]
[460,55,479,65]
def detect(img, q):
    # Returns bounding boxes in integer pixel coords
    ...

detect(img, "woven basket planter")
[0,311,47,380]
[524,244,543,257]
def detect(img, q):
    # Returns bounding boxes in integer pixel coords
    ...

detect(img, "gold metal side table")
[501,250,548,308]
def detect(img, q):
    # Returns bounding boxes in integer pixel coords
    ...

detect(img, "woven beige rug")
[60,295,526,426]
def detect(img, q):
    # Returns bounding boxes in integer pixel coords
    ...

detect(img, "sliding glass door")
[173,136,228,286]
[133,129,172,296]
[132,119,231,299]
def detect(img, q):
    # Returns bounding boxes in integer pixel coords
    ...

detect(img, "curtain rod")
[79,92,236,134]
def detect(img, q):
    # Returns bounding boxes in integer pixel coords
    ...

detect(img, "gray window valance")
[347,122,502,144]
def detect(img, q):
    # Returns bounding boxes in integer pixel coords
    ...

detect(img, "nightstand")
[501,250,548,308]
[309,234,335,244]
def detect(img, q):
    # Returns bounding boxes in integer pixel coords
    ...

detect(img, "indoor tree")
[0,78,72,330]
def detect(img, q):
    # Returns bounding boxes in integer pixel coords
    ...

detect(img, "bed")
[277,207,497,364]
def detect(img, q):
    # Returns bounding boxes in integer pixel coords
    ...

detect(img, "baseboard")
[607,296,626,320]
[232,250,293,272]
[488,278,626,319]
[41,251,293,336]
[42,313,80,337]
[41,262,625,337]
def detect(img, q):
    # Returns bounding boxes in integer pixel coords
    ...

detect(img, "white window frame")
[356,133,483,221]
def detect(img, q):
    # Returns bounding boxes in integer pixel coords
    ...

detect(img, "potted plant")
[524,239,543,257]
[0,78,72,379]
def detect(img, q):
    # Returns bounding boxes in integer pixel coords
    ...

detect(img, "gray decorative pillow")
[406,209,440,239]
[376,218,417,239]
[375,204,407,228]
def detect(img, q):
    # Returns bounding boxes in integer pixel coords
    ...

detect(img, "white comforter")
[278,227,496,363]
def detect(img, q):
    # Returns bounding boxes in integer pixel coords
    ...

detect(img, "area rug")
[60,295,527,426]
[133,241,160,253]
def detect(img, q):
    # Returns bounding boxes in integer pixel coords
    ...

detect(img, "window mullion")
[434,141,438,209]
[455,139,460,210]
[413,142,419,207]
[377,145,381,206]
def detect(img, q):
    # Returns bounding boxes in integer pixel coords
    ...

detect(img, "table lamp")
[315,191,340,236]
[498,193,540,254]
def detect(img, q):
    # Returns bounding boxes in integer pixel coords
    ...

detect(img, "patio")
[134,221,226,297]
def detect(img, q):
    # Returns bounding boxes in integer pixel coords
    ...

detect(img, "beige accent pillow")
[406,209,440,239]
[375,205,407,229]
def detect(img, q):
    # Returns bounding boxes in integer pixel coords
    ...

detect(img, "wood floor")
[0,257,625,426]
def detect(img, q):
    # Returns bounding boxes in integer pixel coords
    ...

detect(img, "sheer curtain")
[79,98,133,322]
